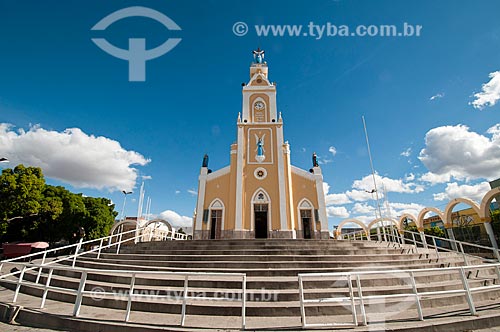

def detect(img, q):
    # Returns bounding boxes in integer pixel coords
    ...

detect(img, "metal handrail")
[0,226,188,282]
[340,228,500,265]
[0,262,246,329]
[298,262,500,328]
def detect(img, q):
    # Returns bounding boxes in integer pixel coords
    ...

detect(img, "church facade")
[193,49,329,240]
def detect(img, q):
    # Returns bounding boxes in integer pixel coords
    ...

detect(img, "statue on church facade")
[253,47,265,64]
[312,152,319,167]
[202,154,209,168]
[255,134,266,163]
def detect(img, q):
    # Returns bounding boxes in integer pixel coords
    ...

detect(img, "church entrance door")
[210,210,222,239]
[254,204,268,239]
[301,209,313,239]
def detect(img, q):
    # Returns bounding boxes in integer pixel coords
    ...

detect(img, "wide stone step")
[79,257,466,269]
[20,268,495,303]
[31,266,489,291]
[122,240,408,251]
[115,248,426,256]
[90,252,451,262]
[3,277,498,318]
[59,258,468,277]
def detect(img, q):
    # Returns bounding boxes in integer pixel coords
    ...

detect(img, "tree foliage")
[404,225,445,239]
[0,165,118,243]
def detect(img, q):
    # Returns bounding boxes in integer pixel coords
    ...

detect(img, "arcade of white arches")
[335,187,500,248]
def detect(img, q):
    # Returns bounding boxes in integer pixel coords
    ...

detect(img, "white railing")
[340,228,500,265]
[0,226,188,283]
[298,263,500,328]
[0,263,246,329]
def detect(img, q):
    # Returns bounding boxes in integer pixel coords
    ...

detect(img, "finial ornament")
[252,47,265,64]
[202,154,209,168]
[312,152,319,167]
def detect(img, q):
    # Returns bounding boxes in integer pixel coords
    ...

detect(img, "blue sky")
[1,0,499,230]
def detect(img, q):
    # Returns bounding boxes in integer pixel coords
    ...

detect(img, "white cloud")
[430,93,444,101]
[175,190,181,195]
[0,123,150,191]
[141,175,152,180]
[389,202,426,218]
[433,181,491,202]
[352,173,424,194]
[347,215,374,225]
[328,146,337,157]
[420,172,451,185]
[488,124,500,141]
[323,182,351,205]
[187,189,198,196]
[345,189,381,202]
[326,193,351,205]
[419,124,500,183]
[351,202,375,215]
[400,147,412,157]
[405,173,415,181]
[158,210,193,228]
[471,71,500,110]
[326,206,349,218]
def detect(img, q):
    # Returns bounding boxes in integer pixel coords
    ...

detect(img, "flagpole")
[135,181,145,243]
[362,116,385,241]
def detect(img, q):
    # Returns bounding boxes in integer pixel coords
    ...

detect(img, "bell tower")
[233,47,291,238]
[193,49,329,240]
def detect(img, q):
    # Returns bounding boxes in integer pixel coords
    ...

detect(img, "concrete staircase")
[1,239,500,331]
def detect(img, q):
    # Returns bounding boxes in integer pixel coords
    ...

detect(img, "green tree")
[43,185,87,241]
[0,165,118,243]
[425,226,445,238]
[491,210,500,237]
[80,197,117,240]
[0,165,46,239]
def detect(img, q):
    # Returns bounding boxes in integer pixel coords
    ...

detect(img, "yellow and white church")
[193,49,329,240]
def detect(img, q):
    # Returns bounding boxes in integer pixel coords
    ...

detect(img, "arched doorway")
[252,189,270,239]
[209,199,224,239]
[298,199,314,239]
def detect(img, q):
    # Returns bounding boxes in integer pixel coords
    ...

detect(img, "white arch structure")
[336,188,500,248]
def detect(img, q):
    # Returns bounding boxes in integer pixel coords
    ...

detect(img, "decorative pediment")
[248,72,271,87]
[252,188,270,203]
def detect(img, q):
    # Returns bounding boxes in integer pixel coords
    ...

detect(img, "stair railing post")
[72,238,83,268]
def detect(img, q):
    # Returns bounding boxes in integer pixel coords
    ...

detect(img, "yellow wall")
[203,172,231,230]
[291,172,319,230]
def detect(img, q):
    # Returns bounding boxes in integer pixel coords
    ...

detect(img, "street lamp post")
[120,190,133,222]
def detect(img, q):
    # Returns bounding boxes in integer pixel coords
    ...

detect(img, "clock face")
[254,101,265,110]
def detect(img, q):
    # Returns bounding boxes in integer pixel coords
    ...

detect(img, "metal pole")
[181,275,189,326]
[125,273,136,322]
[242,275,247,329]
[362,116,384,241]
[299,275,307,327]
[73,271,88,317]
[40,268,54,309]
[135,182,145,244]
